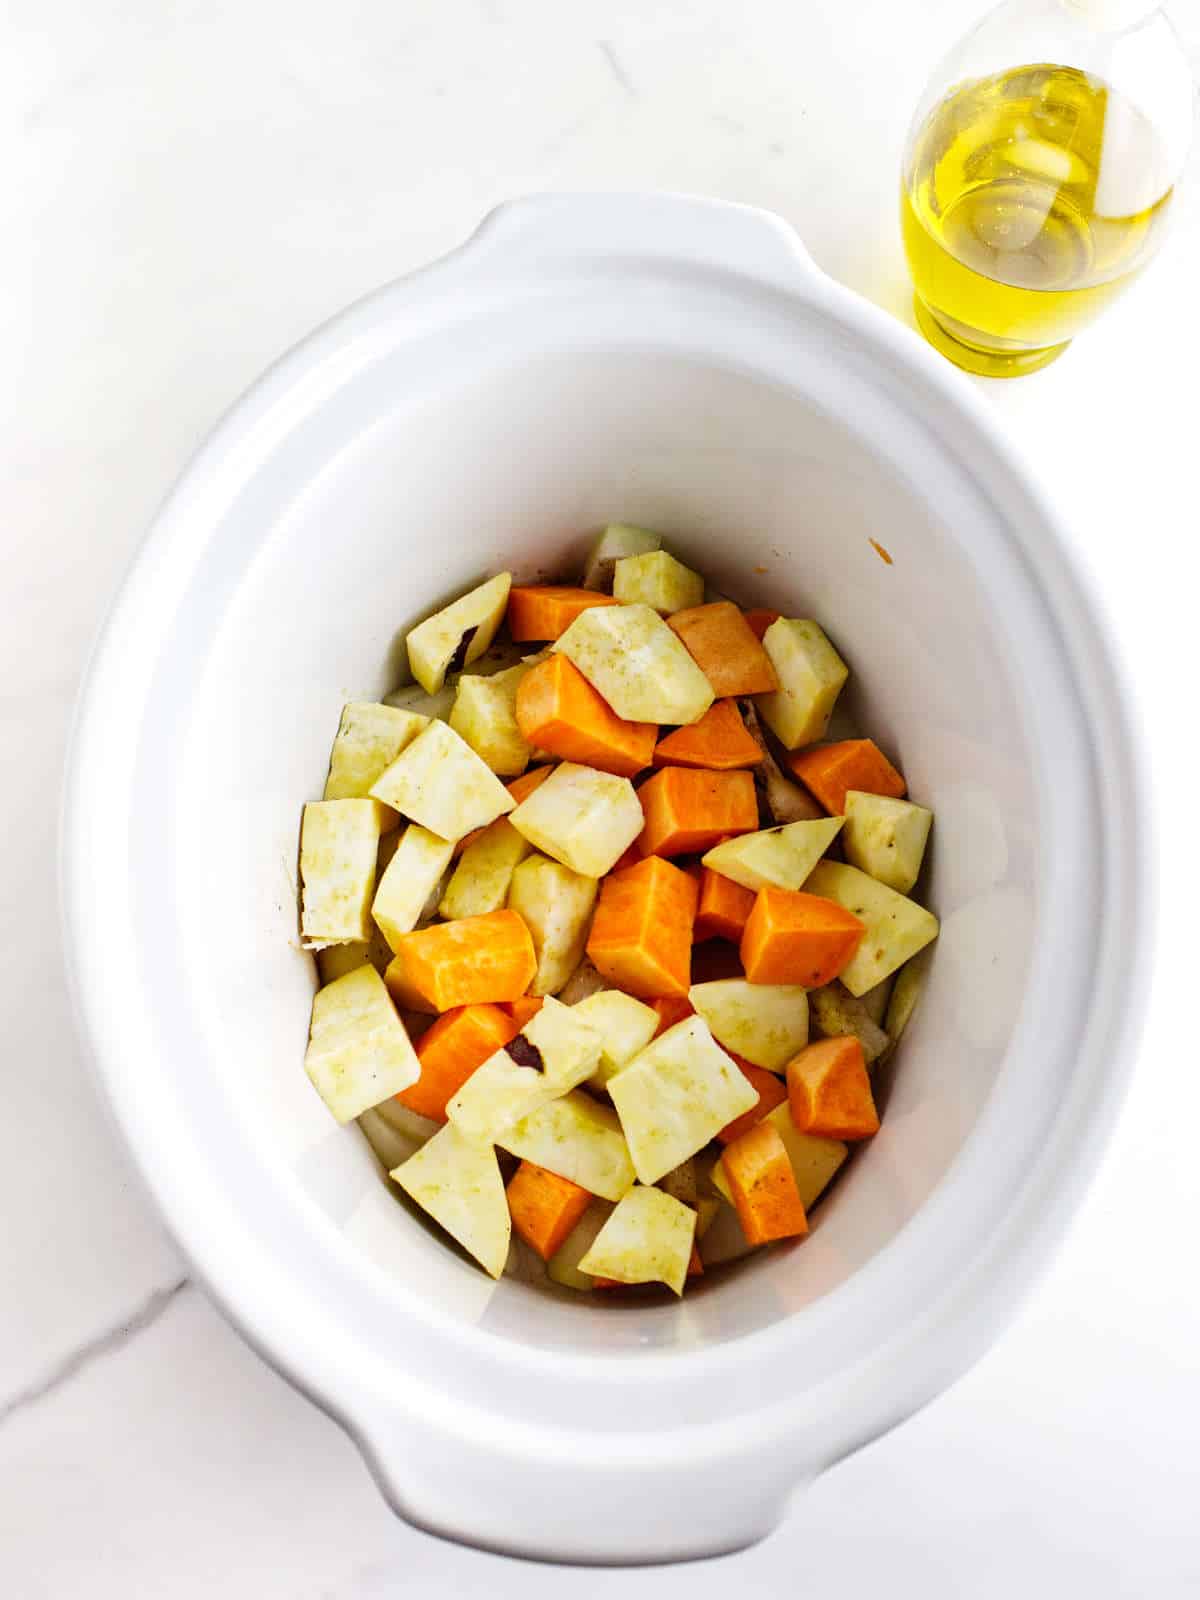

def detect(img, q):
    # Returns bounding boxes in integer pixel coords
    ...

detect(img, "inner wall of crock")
[174,341,1036,1351]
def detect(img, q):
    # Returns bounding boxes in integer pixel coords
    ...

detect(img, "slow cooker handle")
[461,190,825,292]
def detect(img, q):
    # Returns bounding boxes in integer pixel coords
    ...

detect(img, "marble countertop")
[4,1,1199,1593]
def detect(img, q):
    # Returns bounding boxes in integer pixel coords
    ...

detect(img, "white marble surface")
[4,0,1199,1593]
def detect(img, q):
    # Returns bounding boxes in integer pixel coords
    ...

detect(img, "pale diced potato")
[547,1199,615,1290]
[304,964,420,1123]
[299,798,388,948]
[508,853,601,996]
[554,604,714,725]
[370,720,514,842]
[882,946,932,1055]
[713,1103,847,1211]
[612,551,705,615]
[809,982,890,1065]
[391,1122,511,1278]
[446,1051,562,1147]
[446,995,602,1146]
[608,1016,758,1185]
[316,942,370,983]
[578,1185,697,1295]
[555,957,608,1006]
[323,703,429,807]
[523,993,605,1081]
[702,817,844,891]
[582,524,662,591]
[449,664,532,777]
[499,1092,636,1202]
[657,1156,699,1207]
[688,979,809,1073]
[804,861,939,997]
[860,976,894,1026]
[842,791,933,895]
[439,818,532,920]
[572,990,659,1087]
[509,763,642,880]
[371,824,455,952]
[755,620,849,750]
[406,572,512,696]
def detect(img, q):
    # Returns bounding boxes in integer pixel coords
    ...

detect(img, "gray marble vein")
[0,1275,190,1428]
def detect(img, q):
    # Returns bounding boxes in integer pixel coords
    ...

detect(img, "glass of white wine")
[901,0,1194,377]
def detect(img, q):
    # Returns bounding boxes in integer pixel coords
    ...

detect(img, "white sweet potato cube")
[446,996,601,1146]
[688,979,809,1073]
[323,702,429,809]
[882,946,932,1057]
[370,719,514,842]
[612,551,705,615]
[439,817,531,920]
[554,604,714,725]
[391,1122,511,1278]
[507,853,600,996]
[547,1199,615,1290]
[713,1101,847,1212]
[608,1016,757,1185]
[578,1185,697,1295]
[809,982,890,1065]
[299,798,388,948]
[702,817,843,891]
[509,763,642,879]
[755,619,849,750]
[572,990,659,1087]
[582,524,662,591]
[405,572,512,695]
[498,1092,636,1202]
[449,664,532,777]
[842,791,933,895]
[371,824,455,952]
[804,861,939,996]
[304,964,420,1123]
[657,1156,699,1207]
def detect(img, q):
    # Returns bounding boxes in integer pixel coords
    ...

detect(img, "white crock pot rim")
[60,192,1154,1553]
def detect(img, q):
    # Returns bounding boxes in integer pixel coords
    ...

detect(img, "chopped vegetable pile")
[297,524,938,1294]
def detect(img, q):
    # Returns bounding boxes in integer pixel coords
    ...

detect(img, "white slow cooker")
[61,193,1151,1565]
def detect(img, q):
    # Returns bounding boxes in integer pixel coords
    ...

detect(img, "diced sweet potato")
[506,1161,595,1259]
[651,701,763,771]
[515,654,656,777]
[721,1120,809,1244]
[651,996,695,1038]
[786,1036,880,1140]
[637,768,758,858]
[740,887,864,988]
[613,551,704,615]
[667,601,780,697]
[694,868,757,943]
[385,909,537,1012]
[742,609,780,641]
[716,1058,790,1144]
[453,764,554,858]
[398,1003,519,1121]
[755,619,849,750]
[586,856,698,1000]
[507,585,619,642]
[503,995,545,1030]
[788,738,907,815]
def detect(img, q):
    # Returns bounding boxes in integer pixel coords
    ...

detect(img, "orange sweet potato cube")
[637,767,757,858]
[398,1002,519,1121]
[722,1120,809,1244]
[786,1036,880,1140]
[788,739,906,815]
[667,601,780,697]
[740,887,864,987]
[587,856,698,1000]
